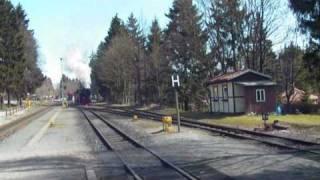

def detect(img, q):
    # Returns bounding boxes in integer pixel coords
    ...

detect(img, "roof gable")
[207,69,272,85]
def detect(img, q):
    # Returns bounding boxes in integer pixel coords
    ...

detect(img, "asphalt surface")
[0,107,319,180]
[0,107,125,180]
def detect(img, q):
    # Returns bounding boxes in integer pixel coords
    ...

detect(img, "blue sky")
[10,0,301,87]
[11,0,173,86]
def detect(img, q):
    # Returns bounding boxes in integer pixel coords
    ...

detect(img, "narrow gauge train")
[75,88,91,105]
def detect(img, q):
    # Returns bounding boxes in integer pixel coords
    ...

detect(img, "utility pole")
[60,58,64,102]
[175,88,181,132]
[0,57,4,109]
[171,75,181,132]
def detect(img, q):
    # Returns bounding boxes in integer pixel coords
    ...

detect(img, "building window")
[256,89,266,102]
[223,85,228,100]
[213,86,218,101]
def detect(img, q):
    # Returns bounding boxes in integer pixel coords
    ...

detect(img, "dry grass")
[154,108,320,128]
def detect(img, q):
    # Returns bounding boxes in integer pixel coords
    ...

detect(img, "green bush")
[290,103,320,114]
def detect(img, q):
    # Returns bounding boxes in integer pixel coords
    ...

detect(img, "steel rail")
[130,108,320,146]
[112,106,320,146]
[81,107,198,180]
[90,110,199,180]
[87,106,320,155]
[79,108,143,180]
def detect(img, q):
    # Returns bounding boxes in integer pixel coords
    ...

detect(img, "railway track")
[80,108,198,180]
[86,105,320,156]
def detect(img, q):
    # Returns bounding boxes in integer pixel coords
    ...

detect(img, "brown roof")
[207,69,272,84]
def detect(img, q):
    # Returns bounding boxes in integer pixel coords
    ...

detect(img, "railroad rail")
[85,105,320,156]
[80,108,198,180]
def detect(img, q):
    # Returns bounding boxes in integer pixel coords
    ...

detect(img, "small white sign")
[171,75,180,87]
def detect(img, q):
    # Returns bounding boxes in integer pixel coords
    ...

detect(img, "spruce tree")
[0,1,43,106]
[0,0,12,106]
[12,4,27,104]
[126,13,145,105]
[104,14,123,48]
[165,0,207,110]
[289,0,320,92]
[207,0,246,73]
[146,19,168,103]
[90,15,125,101]
[0,0,18,105]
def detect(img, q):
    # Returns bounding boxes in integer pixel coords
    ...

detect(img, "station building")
[207,69,277,114]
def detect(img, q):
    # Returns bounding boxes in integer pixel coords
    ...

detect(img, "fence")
[5,105,25,117]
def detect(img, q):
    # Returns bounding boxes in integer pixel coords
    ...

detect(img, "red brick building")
[207,69,277,114]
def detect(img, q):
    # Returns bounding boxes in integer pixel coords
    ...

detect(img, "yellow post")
[162,116,174,133]
[62,99,68,108]
[28,100,31,109]
[132,115,138,121]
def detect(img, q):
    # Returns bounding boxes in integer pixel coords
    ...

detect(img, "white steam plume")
[64,48,91,88]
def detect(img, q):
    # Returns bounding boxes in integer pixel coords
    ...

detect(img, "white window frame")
[213,86,218,101]
[223,84,228,100]
[256,89,266,102]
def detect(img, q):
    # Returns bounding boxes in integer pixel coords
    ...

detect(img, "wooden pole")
[175,88,181,132]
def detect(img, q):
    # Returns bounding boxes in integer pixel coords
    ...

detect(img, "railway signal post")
[171,75,181,132]
[262,113,269,129]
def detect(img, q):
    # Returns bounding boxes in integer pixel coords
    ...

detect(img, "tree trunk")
[137,69,142,105]
[259,1,265,73]
[184,97,189,111]
[286,94,291,114]
[7,90,10,108]
[157,84,161,104]
[16,94,22,107]
[0,95,3,109]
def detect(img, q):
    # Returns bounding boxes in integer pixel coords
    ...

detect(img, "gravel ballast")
[97,111,320,180]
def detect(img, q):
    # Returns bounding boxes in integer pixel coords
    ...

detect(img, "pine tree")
[146,19,169,103]
[0,0,9,108]
[0,0,15,106]
[126,13,146,105]
[22,29,44,96]
[12,4,28,104]
[97,29,136,104]
[90,15,125,101]
[0,1,43,106]
[165,0,207,110]
[104,14,123,48]
[207,0,246,73]
[289,0,320,92]
[3,1,26,106]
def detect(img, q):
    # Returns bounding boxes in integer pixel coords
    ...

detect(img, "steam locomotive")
[75,88,91,105]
